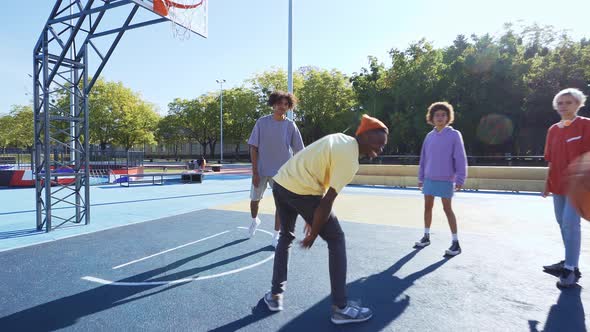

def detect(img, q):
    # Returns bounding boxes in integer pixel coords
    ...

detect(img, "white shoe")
[272,233,280,248]
[331,301,373,325]
[444,241,461,256]
[249,218,261,238]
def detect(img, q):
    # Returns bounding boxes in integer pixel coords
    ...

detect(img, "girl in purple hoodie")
[415,102,468,256]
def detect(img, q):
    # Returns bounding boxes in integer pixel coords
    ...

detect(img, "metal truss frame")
[33,0,168,231]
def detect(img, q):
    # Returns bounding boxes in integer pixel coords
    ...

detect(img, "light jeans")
[553,195,581,268]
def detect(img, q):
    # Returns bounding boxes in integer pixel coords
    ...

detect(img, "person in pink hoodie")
[415,102,468,256]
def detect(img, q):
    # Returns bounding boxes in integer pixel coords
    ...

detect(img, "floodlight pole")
[216,79,226,163]
[287,0,294,120]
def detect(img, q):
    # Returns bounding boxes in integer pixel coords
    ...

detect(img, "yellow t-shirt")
[273,133,359,196]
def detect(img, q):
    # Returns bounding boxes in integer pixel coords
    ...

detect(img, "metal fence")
[0,148,145,188]
[1,149,547,168]
[0,148,144,170]
[0,149,32,169]
[362,155,547,167]
[88,148,144,169]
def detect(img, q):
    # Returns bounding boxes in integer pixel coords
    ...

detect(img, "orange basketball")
[567,152,590,221]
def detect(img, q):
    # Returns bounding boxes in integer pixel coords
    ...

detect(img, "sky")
[1,0,590,115]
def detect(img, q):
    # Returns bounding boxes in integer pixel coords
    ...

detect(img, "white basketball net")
[159,0,208,40]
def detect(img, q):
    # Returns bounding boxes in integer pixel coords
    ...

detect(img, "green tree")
[54,78,159,151]
[248,68,304,118]
[350,56,387,117]
[201,93,222,159]
[384,39,446,153]
[156,113,186,160]
[8,105,34,149]
[0,114,14,151]
[111,100,159,151]
[297,67,358,143]
[86,79,128,150]
[222,87,259,159]
[87,79,157,150]
[168,98,205,156]
[523,31,590,153]
[348,23,590,157]
[168,95,219,159]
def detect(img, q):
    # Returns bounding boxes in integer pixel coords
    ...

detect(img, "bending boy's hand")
[303,223,311,237]
[300,234,317,249]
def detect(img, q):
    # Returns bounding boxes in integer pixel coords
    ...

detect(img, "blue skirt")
[423,179,454,198]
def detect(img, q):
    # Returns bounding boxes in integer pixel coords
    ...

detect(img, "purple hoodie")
[418,126,468,185]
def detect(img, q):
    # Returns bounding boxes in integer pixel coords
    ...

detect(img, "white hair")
[552,88,587,110]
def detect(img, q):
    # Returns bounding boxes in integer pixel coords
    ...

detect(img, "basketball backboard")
[130,0,208,38]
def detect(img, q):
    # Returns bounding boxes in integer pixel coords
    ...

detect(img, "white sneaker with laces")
[249,217,261,238]
[263,291,283,311]
[331,301,373,325]
[272,232,280,248]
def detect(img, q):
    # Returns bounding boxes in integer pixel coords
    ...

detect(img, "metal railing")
[0,149,32,169]
[362,155,547,167]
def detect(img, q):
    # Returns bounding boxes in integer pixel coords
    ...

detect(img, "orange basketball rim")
[154,0,204,16]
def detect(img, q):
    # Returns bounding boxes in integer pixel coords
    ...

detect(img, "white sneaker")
[445,241,461,256]
[272,232,280,248]
[249,217,261,238]
[331,301,373,325]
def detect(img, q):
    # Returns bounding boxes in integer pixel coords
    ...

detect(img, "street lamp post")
[216,79,226,163]
[287,0,293,120]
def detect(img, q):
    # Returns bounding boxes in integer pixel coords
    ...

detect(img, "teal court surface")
[0,168,588,331]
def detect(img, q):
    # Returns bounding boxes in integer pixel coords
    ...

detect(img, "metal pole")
[287,0,294,120]
[216,79,225,163]
[74,55,81,223]
[43,30,52,232]
[33,51,42,230]
[220,84,223,162]
[83,43,90,225]
[70,0,76,165]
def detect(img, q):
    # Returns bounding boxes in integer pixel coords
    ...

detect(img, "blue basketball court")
[0,171,588,331]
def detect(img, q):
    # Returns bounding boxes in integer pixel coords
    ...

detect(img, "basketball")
[567,152,590,221]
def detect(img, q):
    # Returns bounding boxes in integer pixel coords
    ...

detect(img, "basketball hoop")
[153,0,207,39]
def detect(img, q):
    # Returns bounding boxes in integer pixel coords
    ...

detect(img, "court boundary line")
[82,227,275,286]
[112,230,232,269]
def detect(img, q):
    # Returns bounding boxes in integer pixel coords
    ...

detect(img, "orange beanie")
[355,114,389,136]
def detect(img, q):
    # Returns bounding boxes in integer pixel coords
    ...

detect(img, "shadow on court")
[0,239,273,331]
[528,286,586,332]
[212,249,451,331]
[0,228,44,240]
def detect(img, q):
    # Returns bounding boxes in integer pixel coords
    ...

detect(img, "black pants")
[271,182,347,307]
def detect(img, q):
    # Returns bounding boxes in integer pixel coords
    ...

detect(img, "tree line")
[2,23,589,158]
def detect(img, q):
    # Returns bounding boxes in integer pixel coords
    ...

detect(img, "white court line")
[236,226,273,236]
[112,230,231,270]
[82,275,192,286]
[82,253,275,286]
[83,227,275,286]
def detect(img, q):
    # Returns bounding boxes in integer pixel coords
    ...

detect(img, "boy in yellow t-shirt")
[263,114,389,325]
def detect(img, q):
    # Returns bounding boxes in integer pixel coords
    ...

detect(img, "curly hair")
[268,91,298,108]
[426,101,454,125]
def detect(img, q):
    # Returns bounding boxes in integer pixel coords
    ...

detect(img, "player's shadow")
[208,298,277,332]
[211,248,450,332]
[528,286,586,332]
[0,239,274,331]
[278,249,450,331]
